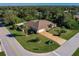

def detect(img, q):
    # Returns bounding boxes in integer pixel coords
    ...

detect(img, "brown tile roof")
[27,20,54,31]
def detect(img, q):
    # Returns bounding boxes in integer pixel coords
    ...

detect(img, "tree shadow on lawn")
[6,33,25,37]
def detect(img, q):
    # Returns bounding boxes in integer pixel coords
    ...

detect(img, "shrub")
[28,29,36,34]
[45,40,53,45]
[53,27,67,36]
[33,48,39,50]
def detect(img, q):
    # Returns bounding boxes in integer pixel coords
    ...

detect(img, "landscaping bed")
[7,26,60,53]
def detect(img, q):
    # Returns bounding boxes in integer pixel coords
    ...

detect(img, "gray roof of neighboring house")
[74,12,79,19]
[27,20,55,31]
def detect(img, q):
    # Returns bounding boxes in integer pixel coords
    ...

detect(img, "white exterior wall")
[37,29,45,33]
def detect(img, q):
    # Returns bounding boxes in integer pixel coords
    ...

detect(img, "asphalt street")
[47,33,79,56]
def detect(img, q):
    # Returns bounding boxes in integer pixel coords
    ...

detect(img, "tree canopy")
[0,6,79,29]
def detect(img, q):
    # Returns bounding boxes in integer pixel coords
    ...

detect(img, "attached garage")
[37,29,45,33]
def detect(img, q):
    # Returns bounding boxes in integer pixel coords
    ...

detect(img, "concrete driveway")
[39,31,66,45]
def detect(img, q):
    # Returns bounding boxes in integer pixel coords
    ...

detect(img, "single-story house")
[27,20,56,33]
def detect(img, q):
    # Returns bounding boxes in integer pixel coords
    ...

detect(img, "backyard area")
[7,26,60,53]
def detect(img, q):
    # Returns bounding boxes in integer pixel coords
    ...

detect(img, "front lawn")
[49,27,79,40]
[72,48,79,56]
[60,30,79,40]
[7,26,60,53]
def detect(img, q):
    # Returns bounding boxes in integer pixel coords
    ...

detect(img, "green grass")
[72,48,79,56]
[7,26,60,53]
[49,27,79,40]
[0,52,5,56]
[60,30,79,40]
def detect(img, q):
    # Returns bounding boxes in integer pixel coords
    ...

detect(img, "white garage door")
[37,29,45,33]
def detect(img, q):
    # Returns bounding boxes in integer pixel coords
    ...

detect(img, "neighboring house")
[64,10,69,13]
[16,22,26,26]
[74,12,79,21]
[15,22,26,31]
[74,15,79,21]
[27,20,56,33]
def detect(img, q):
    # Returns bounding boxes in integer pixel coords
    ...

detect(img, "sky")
[0,3,79,6]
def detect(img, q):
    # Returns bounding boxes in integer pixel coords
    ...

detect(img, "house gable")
[27,20,56,32]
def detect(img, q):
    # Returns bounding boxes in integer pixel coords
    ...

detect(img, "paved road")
[53,33,79,56]
[0,23,79,56]
[0,24,35,56]
[39,31,66,45]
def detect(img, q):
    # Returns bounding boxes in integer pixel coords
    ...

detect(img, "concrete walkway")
[39,31,66,45]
